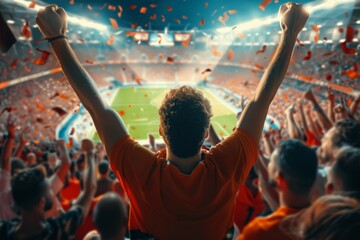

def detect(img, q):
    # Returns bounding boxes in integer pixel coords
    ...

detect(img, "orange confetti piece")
[74,104,81,113]
[66,138,73,148]
[228,10,237,14]
[24,66,31,72]
[140,7,147,13]
[69,0,74,5]
[199,18,205,26]
[174,19,181,24]
[255,64,264,70]
[21,20,31,39]
[77,37,85,43]
[87,5,92,10]
[161,15,166,22]
[118,110,126,116]
[109,18,119,30]
[131,23,138,29]
[211,46,222,57]
[33,48,51,65]
[10,58,19,69]
[303,51,312,61]
[182,16,188,19]
[204,2,209,8]
[227,49,234,61]
[129,5,137,10]
[150,14,157,20]
[106,34,115,45]
[182,35,191,47]
[108,5,116,11]
[36,102,46,112]
[201,68,212,74]
[85,60,94,64]
[28,1,37,8]
[256,45,267,54]
[52,107,67,117]
[236,33,246,39]
[259,0,272,11]
[218,12,229,25]
[167,6,173,12]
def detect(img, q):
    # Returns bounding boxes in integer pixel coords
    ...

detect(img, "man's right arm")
[237,3,309,144]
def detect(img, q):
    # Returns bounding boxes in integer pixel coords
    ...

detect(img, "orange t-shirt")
[61,177,81,201]
[237,206,302,240]
[234,185,265,231]
[110,129,258,240]
[305,130,321,147]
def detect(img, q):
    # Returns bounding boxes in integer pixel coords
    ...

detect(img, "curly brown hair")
[158,86,213,158]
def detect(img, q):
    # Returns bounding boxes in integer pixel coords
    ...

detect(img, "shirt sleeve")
[207,129,258,184]
[237,219,265,240]
[0,169,11,192]
[110,135,157,186]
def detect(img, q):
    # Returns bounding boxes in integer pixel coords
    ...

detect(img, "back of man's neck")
[166,148,202,175]
[279,193,311,210]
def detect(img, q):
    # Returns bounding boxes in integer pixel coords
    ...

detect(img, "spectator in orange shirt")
[239,139,318,240]
[36,3,308,239]
[234,168,265,232]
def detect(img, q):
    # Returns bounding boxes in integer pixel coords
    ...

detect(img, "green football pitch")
[92,87,237,142]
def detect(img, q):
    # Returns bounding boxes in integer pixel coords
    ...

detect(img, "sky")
[44,0,317,30]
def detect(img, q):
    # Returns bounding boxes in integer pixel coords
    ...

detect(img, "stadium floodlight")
[216,0,355,33]
[337,22,343,26]
[357,20,360,24]
[12,0,107,31]
[6,20,15,24]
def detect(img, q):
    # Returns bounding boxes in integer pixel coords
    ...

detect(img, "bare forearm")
[0,137,14,171]
[50,39,106,115]
[263,137,274,157]
[328,100,335,123]
[237,33,297,141]
[299,105,309,133]
[14,142,25,158]
[75,151,96,216]
[309,98,332,131]
[287,113,303,140]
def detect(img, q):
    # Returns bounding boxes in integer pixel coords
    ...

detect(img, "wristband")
[47,34,68,43]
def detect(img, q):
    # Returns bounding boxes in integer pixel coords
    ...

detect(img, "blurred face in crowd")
[317,128,337,165]
[26,153,37,166]
[48,153,57,169]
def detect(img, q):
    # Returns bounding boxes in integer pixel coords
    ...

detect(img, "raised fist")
[81,139,94,152]
[36,5,67,38]
[279,2,309,36]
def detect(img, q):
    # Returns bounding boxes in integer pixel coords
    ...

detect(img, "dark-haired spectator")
[326,147,360,199]
[0,138,96,239]
[95,160,113,197]
[239,139,318,240]
[84,193,128,240]
[36,2,308,238]
[317,119,360,165]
